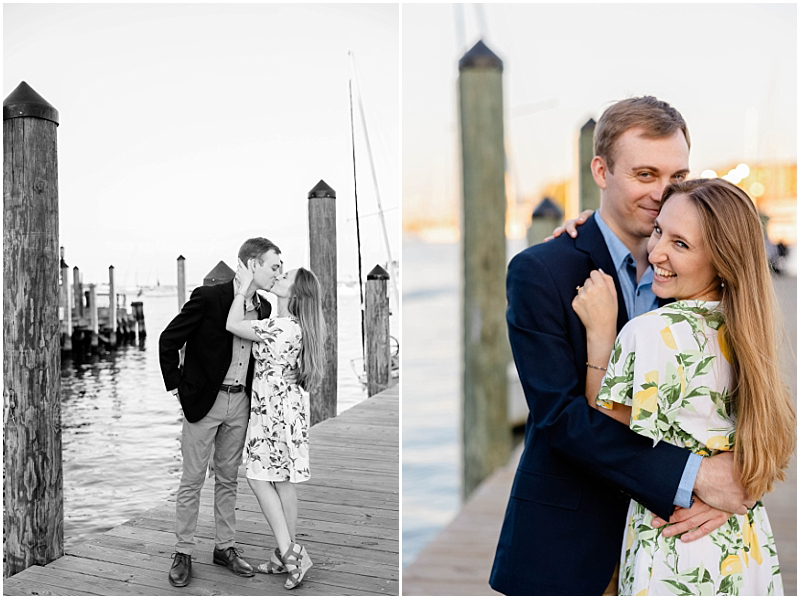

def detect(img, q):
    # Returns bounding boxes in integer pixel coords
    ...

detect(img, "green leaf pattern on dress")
[597,300,782,596]
[244,316,310,483]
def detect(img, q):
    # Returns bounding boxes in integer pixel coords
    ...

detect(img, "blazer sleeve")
[159,286,207,392]
[507,250,690,520]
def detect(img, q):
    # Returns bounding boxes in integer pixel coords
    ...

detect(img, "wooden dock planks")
[4,384,399,596]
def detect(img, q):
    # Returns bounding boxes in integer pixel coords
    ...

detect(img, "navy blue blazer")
[489,215,691,596]
[159,281,270,423]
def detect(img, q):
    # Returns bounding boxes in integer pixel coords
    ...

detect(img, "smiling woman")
[575,177,794,595]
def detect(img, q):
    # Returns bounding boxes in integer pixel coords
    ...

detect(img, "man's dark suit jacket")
[159,281,270,424]
[489,214,693,596]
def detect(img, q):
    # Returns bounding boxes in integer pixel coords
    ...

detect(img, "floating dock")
[4,384,399,596]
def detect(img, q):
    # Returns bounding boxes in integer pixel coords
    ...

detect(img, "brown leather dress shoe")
[168,552,192,587]
[213,546,255,577]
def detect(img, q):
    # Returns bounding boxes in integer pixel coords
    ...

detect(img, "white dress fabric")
[597,300,782,596]
[244,316,310,483]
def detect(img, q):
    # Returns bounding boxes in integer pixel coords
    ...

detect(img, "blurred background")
[401,2,796,592]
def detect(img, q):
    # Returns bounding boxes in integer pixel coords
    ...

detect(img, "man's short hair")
[238,238,281,265]
[594,96,690,172]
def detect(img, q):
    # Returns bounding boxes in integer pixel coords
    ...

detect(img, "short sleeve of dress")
[595,312,682,446]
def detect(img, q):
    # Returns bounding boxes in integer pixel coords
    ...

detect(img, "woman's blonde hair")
[288,268,326,392]
[661,178,795,498]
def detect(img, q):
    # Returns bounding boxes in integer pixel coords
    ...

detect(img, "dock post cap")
[458,40,503,71]
[308,180,336,199]
[203,260,235,286]
[531,197,563,220]
[109,265,115,269]
[367,265,390,280]
[3,81,59,124]
[177,255,185,261]
[581,117,596,131]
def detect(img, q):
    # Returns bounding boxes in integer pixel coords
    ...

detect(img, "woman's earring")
[720,281,726,288]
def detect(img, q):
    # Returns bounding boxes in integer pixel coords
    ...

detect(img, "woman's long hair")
[661,178,795,498]
[288,268,326,392]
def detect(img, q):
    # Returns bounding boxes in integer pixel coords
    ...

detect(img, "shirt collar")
[595,211,637,271]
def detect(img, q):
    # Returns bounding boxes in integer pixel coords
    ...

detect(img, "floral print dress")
[244,316,310,483]
[597,300,782,596]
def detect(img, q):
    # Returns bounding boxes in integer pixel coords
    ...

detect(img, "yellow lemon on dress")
[718,323,733,363]
[706,436,732,451]
[750,527,763,565]
[677,363,685,395]
[660,326,677,350]
[633,386,658,420]
[636,589,648,596]
[720,555,742,575]
[644,370,659,384]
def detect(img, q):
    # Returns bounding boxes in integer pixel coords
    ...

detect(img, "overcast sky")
[403,3,797,224]
[5,3,399,289]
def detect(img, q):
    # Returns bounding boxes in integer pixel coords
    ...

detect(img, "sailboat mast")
[348,59,366,362]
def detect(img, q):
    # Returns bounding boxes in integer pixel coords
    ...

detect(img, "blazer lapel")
[575,215,629,331]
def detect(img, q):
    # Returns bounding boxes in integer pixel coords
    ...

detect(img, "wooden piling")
[108,266,117,347]
[308,179,338,425]
[131,301,146,340]
[177,255,186,309]
[365,265,391,397]
[579,118,600,212]
[458,40,511,500]
[60,248,72,352]
[89,284,99,351]
[73,266,83,318]
[526,197,564,246]
[3,81,64,577]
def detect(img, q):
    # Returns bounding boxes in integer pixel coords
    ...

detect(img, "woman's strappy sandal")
[282,542,312,590]
[256,548,286,574]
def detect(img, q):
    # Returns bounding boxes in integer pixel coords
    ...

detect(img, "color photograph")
[402,3,796,596]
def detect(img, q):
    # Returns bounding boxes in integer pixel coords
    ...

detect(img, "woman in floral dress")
[227,261,325,590]
[573,179,794,595]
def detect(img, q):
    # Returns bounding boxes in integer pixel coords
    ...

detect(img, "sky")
[403,3,797,226]
[4,3,399,289]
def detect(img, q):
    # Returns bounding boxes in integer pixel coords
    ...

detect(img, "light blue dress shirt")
[595,212,701,509]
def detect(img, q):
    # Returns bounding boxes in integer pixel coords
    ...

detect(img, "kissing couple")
[159,237,326,590]
[490,97,794,596]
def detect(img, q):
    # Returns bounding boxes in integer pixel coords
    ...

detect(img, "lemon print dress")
[597,300,782,596]
[245,316,310,483]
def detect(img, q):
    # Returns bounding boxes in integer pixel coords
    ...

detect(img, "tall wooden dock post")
[458,40,511,500]
[308,179,338,425]
[579,118,600,212]
[3,81,64,577]
[526,197,564,246]
[365,265,391,397]
[108,265,117,347]
[73,265,83,318]
[177,255,186,309]
[60,247,72,352]
[89,284,99,351]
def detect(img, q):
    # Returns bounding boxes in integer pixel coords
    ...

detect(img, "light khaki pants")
[175,389,249,555]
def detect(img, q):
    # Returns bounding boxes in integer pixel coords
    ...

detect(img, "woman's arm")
[572,269,631,425]
[226,259,263,342]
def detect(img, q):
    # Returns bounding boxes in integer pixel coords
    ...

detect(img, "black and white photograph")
[4,3,399,595]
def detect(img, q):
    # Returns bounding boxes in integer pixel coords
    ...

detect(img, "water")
[61,287,367,550]
[401,239,460,569]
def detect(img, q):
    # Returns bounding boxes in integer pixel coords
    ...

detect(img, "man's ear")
[591,156,609,190]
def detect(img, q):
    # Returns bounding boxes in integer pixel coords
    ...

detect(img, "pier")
[3,384,399,596]
[404,275,797,596]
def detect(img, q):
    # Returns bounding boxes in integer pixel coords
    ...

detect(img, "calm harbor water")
[61,285,367,550]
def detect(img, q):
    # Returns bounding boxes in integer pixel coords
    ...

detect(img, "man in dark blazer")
[159,237,284,587]
[490,98,752,595]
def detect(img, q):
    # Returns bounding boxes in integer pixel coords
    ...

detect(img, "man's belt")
[219,384,245,393]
